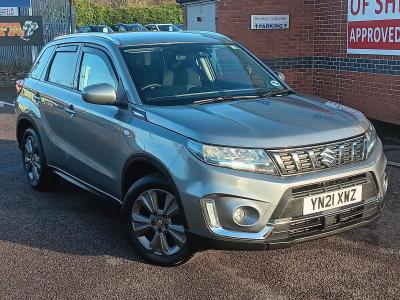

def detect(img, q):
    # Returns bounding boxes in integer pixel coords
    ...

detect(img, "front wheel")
[122,174,192,266]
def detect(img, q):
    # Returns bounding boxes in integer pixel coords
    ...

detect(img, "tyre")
[122,173,192,266]
[21,128,56,190]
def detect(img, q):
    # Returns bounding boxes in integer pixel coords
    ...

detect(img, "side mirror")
[82,83,116,105]
[275,71,286,82]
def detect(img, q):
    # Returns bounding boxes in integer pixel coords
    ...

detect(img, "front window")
[78,52,117,91]
[122,43,286,106]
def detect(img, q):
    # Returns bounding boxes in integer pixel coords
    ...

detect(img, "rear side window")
[30,46,54,80]
[47,51,78,88]
[146,25,157,31]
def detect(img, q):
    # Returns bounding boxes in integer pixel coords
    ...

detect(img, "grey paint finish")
[145,93,369,148]
[15,32,387,250]
[82,83,117,105]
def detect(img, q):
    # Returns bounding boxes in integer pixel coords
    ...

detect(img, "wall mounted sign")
[348,0,400,55]
[0,0,31,7]
[0,16,43,46]
[0,7,19,16]
[251,15,290,30]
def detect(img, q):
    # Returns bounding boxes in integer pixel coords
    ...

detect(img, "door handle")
[33,93,41,104]
[65,104,76,117]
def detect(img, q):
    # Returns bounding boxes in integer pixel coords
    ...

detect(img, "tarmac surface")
[0,89,400,299]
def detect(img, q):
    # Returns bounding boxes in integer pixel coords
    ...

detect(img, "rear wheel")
[122,174,192,266]
[22,128,56,190]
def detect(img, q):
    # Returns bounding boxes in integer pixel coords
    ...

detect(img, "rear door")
[63,45,125,197]
[34,44,80,167]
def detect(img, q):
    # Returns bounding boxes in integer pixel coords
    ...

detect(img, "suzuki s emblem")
[320,147,336,167]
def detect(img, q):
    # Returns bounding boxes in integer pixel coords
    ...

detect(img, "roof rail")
[53,33,121,46]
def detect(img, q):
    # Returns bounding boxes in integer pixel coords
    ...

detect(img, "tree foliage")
[75,0,183,27]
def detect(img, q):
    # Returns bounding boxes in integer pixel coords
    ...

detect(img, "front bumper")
[188,204,383,251]
[169,139,388,250]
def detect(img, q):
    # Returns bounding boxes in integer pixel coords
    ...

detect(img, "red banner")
[348,19,400,50]
[347,0,400,55]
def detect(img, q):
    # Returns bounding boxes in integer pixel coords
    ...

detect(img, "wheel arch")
[16,115,39,149]
[121,153,180,200]
[121,153,188,227]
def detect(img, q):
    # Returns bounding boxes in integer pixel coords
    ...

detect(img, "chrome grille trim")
[291,173,369,199]
[269,135,368,176]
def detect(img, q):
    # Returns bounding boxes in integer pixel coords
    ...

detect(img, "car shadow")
[0,139,141,262]
[1,137,399,262]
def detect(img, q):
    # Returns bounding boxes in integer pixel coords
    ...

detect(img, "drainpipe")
[65,0,69,34]
[29,1,38,62]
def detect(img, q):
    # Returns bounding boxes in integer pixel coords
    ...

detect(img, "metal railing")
[0,0,72,67]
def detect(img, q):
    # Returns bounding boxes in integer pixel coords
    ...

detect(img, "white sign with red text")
[348,0,400,55]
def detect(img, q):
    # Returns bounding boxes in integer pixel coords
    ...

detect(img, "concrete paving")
[0,90,400,299]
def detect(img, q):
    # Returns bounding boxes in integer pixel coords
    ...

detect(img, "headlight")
[365,123,377,156]
[187,140,277,175]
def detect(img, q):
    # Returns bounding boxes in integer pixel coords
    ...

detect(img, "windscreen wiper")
[193,95,259,105]
[258,88,294,98]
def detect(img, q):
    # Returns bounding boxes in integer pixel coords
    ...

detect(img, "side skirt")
[49,165,122,205]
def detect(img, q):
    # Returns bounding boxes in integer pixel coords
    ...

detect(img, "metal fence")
[0,0,73,68]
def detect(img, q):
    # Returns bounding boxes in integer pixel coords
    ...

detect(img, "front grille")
[269,135,368,175]
[292,173,368,199]
[288,205,365,237]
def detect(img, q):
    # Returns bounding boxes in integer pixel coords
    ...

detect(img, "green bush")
[75,0,183,27]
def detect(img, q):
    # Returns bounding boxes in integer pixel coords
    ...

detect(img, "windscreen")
[122,43,286,106]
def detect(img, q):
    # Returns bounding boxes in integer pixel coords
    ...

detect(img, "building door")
[186,1,216,32]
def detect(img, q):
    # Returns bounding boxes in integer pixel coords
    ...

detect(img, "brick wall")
[313,0,400,125]
[216,0,400,125]
[218,0,315,94]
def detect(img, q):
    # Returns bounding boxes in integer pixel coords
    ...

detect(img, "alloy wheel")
[23,136,41,185]
[131,189,187,256]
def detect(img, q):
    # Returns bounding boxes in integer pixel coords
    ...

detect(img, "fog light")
[233,207,246,223]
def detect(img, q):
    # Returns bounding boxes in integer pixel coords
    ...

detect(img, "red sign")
[348,0,400,55]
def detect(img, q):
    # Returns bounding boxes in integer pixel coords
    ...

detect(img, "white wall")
[186,1,216,32]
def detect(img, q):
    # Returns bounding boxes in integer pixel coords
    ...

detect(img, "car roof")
[147,23,174,26]
[53,31,233,47]
[115,23,142,26]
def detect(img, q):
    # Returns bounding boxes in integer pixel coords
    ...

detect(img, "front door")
[64,46,125,198]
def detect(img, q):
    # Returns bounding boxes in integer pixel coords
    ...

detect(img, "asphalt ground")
[372,119,400,166]
[0,90,400,299]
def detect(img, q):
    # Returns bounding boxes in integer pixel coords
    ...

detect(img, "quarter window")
[47,51,78,88]
[78,52,117,91]
[30,46,54,80]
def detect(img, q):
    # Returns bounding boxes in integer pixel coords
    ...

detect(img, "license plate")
[303,185,363,215]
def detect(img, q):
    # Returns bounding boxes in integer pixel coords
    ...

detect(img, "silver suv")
[15,32,388,266]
